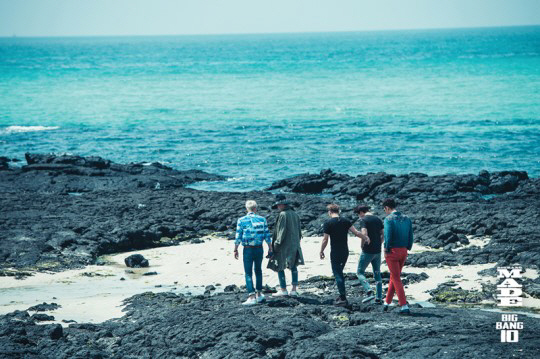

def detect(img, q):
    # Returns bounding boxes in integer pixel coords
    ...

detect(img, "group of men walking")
[233,195,414,315]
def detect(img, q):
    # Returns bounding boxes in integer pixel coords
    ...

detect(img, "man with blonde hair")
[234,200,272,305]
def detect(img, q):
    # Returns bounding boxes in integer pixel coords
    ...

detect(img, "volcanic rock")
[0,156,10,171]
[1,154,539,274]
[27,303,61,312]
[124,254,149,268]
[31,313,55,322]
[224,284,239,292]
[48,324,63,340]
[428,282,491,304]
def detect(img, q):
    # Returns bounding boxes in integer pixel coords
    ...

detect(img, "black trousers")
[331,250,349,297]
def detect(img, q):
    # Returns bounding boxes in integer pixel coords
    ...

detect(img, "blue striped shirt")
[235,212,271,246]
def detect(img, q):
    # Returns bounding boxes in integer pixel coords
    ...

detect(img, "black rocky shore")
[1,277,540,359]
[1,153,540,358]
[1,153,539,273]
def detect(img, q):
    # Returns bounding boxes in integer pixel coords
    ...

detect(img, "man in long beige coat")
[267,194,304,296]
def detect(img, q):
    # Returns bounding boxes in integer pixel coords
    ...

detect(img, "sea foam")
[2,126,60,134]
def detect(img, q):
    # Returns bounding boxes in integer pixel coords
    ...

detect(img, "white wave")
[2,126,60,134]
[226,176,255,182]
[141,161,171,166]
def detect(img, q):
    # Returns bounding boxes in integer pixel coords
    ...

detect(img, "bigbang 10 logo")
[496,315,523,343]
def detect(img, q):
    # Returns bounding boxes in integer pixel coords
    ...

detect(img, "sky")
[0,0,539,37]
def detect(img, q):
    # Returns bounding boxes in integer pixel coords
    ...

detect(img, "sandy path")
[1,236,538,324]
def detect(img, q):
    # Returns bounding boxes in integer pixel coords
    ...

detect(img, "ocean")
[1,26,539,191]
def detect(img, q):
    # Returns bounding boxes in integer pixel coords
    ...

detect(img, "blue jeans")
[331,251,348,298]
[278,267,298,289]
[357,252,382,300]
[243,246,263,294]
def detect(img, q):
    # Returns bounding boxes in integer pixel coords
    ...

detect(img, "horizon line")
[2,23,539,39]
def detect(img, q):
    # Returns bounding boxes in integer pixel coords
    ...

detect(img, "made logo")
[497,267,522,306]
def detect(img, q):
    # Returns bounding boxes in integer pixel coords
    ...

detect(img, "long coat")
[267,208,305,272]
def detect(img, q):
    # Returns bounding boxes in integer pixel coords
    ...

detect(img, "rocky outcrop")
[267,169,529,202]
[267,169,353,194]
[0,153,226,194]
[1,154,539,272]
[0,154,231,271]
[27,303,61,312]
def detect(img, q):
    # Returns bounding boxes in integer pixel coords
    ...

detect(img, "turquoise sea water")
[1,26,539,191]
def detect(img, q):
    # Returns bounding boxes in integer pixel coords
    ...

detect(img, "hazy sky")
[1,0,539,37]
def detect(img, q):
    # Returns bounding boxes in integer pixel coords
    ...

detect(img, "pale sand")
[0,236,538,325]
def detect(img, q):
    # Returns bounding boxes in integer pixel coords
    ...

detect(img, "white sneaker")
[273,290,288,297]
[289,290,299,297]
[256,293,266,303]
[242,297,257,306]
